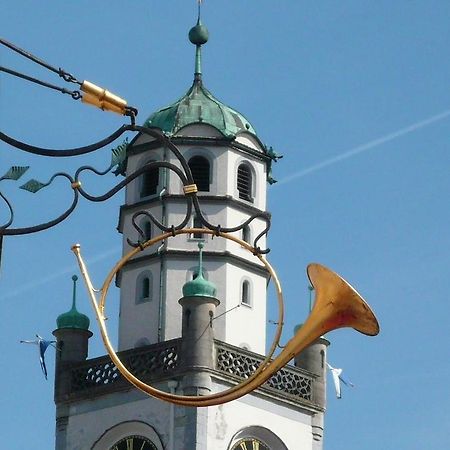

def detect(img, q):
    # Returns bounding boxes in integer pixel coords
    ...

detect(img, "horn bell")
[251,263,380,380]
[307,263,380,337]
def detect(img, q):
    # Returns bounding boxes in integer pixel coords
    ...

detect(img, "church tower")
[117,16,270,355]
[53,14,328,450]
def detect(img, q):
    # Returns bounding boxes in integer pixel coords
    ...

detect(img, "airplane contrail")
[277,109,450,185]
[2,247,120,301]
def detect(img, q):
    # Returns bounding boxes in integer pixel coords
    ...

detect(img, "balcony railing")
[59,339,315,406]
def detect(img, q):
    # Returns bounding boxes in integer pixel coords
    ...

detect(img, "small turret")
[56,275,90,332]
[293,287,330,450]
[178,243,220,395]
[53,275,92,401]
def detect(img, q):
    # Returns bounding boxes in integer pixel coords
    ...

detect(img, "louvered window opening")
[188,156,210,192]
[141,168,159,197]
[237,164,253,201]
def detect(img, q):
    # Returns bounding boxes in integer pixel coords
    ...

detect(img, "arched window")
[237,163,253,202]
[188,156,210,192]
[140,166,159,198]
[136,272,152,304]
[241,280,251,306]
[242,224,251,243]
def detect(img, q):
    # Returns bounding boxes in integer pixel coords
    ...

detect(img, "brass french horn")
[72,228,379,407]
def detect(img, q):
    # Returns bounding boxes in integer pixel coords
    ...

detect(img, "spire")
[197,241,205,274]
[182,243,217,298]
[71,274,78,310]
[188,3,209,83]
[56,275,90,330]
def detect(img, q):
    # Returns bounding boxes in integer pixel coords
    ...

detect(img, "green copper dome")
[182,243,217,298]
[144,81,257,138]
[56,275,90,331]
[143,18,257,138]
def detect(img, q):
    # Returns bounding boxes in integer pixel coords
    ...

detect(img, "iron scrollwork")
[0,121,273,266]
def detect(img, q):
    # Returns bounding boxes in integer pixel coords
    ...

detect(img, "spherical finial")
[198,242,204,250]
[189,23,209,46]
[72,275,78,282]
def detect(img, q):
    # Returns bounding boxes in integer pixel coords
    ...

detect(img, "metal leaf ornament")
[111,138,128,175]
[20,179,48,193]
[0,165,29,181]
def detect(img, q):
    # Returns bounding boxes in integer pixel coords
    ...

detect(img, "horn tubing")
[72,229,287,406]
[72,237,379,406]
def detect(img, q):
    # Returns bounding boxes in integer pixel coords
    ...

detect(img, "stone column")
[294,325,330,450]
[178,294,219,395]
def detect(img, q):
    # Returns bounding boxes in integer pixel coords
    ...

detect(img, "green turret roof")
[143,18,257,138]
[143,83,257,138]
[182,243,217,298]
[56,275,90,330]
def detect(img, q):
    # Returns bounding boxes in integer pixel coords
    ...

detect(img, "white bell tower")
[116,19,272,355]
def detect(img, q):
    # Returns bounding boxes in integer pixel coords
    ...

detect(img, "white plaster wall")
[206,384,314,450]
[118,257,267,352]
[158,201,267,262]
[118,259,161,350]
[120,203,163,255]
[223,263,267,353]
[63,389,171,450]
[235,132,264,152]
[162,202,229,252]
[61,385,313,450]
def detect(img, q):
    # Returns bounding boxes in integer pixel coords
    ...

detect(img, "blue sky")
[1,2,449,449]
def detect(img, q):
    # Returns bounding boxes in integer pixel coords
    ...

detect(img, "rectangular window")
[192,215,204,240]
[141,167,159,197]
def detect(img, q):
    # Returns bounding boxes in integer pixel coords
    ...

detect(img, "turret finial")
[197,241,205,278]
[72,274,78,310]
[189,1,209,83]
[182,242,217,298]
